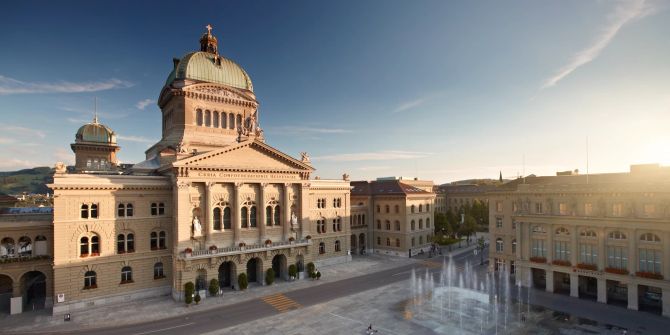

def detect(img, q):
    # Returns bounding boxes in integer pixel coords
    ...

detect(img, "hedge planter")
[604,267,629,275]
[552,260,571,267]
[576,263,598,271]
[238,273,249,290]
[636,271,664,280]
[529,257,547,264]
[265,268,275,285]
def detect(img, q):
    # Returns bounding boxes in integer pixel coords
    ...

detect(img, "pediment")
[174,140,313,174]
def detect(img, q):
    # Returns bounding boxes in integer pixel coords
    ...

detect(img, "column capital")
[260,182,269,188]
[206,181,216,188]
[234,182,244,188]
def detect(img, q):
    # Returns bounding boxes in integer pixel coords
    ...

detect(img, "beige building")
[440,183,493,213]
[489,164,670,317]
[350,178,435,257]
[1,26,352,315]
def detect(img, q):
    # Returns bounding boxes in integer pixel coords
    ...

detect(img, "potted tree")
[209,278,220,296]
[265,268,275,285]
[184,247,193,257]
[238,242,246,250]
[238,273,248,290]
[265,239,272,247]
[316,271,321,280]
[184,281,194,307]
[289,237,295,244]
[288,264,297,281]
[194,293,201,305]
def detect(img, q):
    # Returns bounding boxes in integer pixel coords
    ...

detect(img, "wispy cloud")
[0,125,46,139]
[0,137,16,144]
[135,99,154,110]
[0,75,134,95]
[313,150,432,162]
[117,135,155,144]
[392,98,425,114]
[67,117,91,124]
[357,165,391,171]
[267,126,353,135]
[541,0,656,89]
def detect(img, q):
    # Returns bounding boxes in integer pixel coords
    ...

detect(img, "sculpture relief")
[192,215,202,238]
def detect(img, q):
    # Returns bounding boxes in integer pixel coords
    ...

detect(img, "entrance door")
[0,275,12,314]
[247,258,258,283]
[22,271,46,310]
[218,262,233,288]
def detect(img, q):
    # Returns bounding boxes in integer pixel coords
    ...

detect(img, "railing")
[184,239,311,259]
[0,254,52,264]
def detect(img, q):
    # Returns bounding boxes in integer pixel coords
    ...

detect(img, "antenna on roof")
[93,97,99,124]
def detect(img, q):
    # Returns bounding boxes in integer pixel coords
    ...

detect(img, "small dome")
[165,51,253,91]
[75,117,116,144]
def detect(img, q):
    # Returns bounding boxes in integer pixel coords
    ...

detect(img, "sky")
[1,0,669,184]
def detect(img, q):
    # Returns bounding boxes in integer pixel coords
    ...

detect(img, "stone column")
[283,183,292,240]
[516,221,522,259]
[259,183,267,242]
[628,228,637,275]
[570,273,579,298]
[597,228,606,271]
[546,224,554,264]
[300,182,310,240]
[545,270,554,293]
[233,183,242,244]
[627,283,638,310]
[205,182,214,245]
[597,277,607,303]
[570,225,578,266]
[663,287,670,317]
[175,181,192,254]
[664,231,670,281]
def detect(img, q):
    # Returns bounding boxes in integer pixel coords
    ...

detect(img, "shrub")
[310,271,317,280]
[316,271,321,280]
[288,264,297,278]
[194,293,201,304]
[576,263,598,271]
[529,256,547,264]
[184,281,194,305]
[265,268,275,285]
[238,273,248,290]
[306,262,316,275]
[209,278,219,296]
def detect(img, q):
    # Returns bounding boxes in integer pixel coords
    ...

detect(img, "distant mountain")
[0,167,53,194]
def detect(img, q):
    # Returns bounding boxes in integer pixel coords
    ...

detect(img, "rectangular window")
[559,203,568,215]
[639,248,661,273]
[496,201,503,212]
[644,204,655,217]
[554,241,570,261]
[607,246,628,269]
[612,203,623,217]
[531,239,546,258]
[535,202,543,214]
[584,203,593,216]
[579,244,597,265]
[496,217,503,228]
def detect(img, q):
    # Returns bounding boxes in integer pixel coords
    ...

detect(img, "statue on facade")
[192,216,202,237]
[300,152,310,164]
[176,141,188,154]
[291,211,298,226]
[54,162,67,174]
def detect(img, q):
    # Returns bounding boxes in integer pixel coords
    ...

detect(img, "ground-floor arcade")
[0,262,52,315]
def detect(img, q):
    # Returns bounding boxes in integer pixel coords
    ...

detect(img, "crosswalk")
[261,293,301,312]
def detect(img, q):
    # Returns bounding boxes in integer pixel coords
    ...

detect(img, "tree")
[238,273,248,290]
[265,268,275,285]
[462,215,477,242]
[288,264,297,279]
[184,281,194,305]
[209,278,219,296]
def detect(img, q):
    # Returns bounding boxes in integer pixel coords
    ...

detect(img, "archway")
[350,234,357,255]
[272,254,287,280]
[0,274,12,314]
[296,255,304,273]
[218,261,235,289]
[359,233,366,254]
[21,271,46,310]
[246,257,262,284]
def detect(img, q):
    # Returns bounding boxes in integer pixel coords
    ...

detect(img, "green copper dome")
[165,51,253,91]
[75,117,116,144]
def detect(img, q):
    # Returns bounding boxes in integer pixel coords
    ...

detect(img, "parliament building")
[1,26,353,315]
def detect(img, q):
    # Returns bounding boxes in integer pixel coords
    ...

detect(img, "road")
[45,250,479,335]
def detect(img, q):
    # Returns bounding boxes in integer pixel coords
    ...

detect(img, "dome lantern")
[200,24,218,55]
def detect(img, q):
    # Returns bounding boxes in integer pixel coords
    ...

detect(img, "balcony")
[0,254,52,264]
[182,239,311,260]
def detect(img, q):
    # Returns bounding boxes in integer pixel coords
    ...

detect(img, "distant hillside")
[441,178,507,187]
[0,167,53,194]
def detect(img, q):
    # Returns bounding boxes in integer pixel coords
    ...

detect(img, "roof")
[75,119,116,144]
[351,180,433,196]
[166,51,253,91]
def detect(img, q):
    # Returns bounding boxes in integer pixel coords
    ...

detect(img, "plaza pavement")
[0,242,479,334]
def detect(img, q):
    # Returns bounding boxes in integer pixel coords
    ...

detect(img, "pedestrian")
[521,313,526,322]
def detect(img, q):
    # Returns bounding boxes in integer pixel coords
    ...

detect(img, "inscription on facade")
[195,172,299,180]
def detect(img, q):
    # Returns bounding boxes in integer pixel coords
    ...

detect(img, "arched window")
[80,237,89,256]
[335,240,341,252]
[385,220,391,230]
[150,232,158,250]
[117,234,126,253]
[17,236,31,256]
[377,236,381,245]
[411,220,415,231]
[376,220,381,229]
[411,237,415,247]
[496,238,504,252]
[91,235,99,255]
[396,238,400,247]
[127,233,134,252]
[640,233,661,242]
[426,218,430,228]
[274,205,281,226]
[223,207,231,229]
[241,207,248,228]
[385,205,390,213]
[121,266,133,283]
[236,114,242,129]
[608,231,627,240]
[159,231,166,249]
[512,239,517,253]
[205,110,211,127]
[395,221,400,231]
[386,238,391,246]
[91,204,98,218]
[221,112,227,128]
[580,230,597,238]
[154,262,165,279]
[81,204,89,219]
[411,205,415,213]
[555,227,570,236]
[319,242,325,254]
[213,207,222,230]
[426,204,430,212]
[84,271,97,289]
[419,204,423,212]
[196,109,203,126]
[228,113,235,129]
[250,206,257,228]
[213,111,219,128]
[419,219,423,229]
[1,238,15,256]
[126,204,133,217]
[266,206,273,226]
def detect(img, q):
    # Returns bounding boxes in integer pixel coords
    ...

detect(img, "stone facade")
[489,164,670,317]
[351,178,435,257]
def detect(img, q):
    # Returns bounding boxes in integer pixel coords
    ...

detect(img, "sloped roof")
[351,180,432,196]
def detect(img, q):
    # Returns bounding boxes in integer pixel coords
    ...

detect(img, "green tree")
[288,264,297,279]
[238,273,248,290]
[462,215,477,242]
[265,268,275,285]
[184,281,194,305]
[209,278,219,296]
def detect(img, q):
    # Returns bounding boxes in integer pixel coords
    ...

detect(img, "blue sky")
[1,0,669,183]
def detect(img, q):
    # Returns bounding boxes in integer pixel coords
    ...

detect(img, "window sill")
[154,275,166,280]
[120,280,134,285]
[83,285,97,290]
